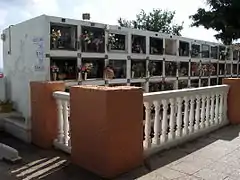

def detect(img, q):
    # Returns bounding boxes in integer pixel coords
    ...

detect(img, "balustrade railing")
[143,85,229,156]
[53,91,71,154]
[53,85,229,156]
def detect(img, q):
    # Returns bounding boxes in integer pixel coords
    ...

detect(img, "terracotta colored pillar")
[30,81,65,148]
[70,85,143,178]
[223,78,240,124]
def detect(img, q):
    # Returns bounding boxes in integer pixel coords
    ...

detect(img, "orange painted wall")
[70,85,144,178]
[30,81,65,148]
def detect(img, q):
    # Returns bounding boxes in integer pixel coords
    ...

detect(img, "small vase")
[96,44,99,52]
[53,72,57,81]
[52,41,57,49]
[78,72,82,81]
[84,42,88,52]
[84,72,88,80]
[131,71,135,78]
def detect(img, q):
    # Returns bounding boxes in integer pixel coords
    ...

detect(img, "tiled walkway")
[117,125,240,180]
[1,125,240,180]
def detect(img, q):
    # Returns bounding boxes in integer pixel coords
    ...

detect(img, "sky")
[0,0,220,69]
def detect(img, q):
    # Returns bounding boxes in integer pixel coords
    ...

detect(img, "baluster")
[189,96,195,133]
[62,100,69,145]
[169,98,176,140]
[161,99,168,143]
[67,101,71,147]
[195,95,201,131]
[56,99,64,143]
[144,102,151,148]
[67,102,70,118]
[153,101,161,145]
[68,129,71,147]
[214,93,220,124]
[200,94,206,129]
[219,92,223,123]
[183,96,189,136]
[210,93,215,125]
[176,97,183,137]
[223,90,228,122]
[205,93,210,127]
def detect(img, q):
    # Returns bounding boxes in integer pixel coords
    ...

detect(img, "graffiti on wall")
[33,37,45,71]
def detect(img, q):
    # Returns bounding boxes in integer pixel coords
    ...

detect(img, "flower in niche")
[148,61,156,76]
[79,63,93,73]
[108,34,116,46]
[191,63,197,72]
[209,64,216,75]
[51,64,59,73]
[104,65,115,79]
[80,31,93,44]
[202,64,208,74]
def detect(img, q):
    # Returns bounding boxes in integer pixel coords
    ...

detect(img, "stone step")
[0,111,23,130]
[3,116,31,143]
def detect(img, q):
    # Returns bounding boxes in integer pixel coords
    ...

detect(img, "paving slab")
[2,125,240,180]
[117,125,240,180]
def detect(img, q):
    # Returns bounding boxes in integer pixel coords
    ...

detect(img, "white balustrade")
[53,91,71,154]
[52,85,229,156]
[143,85,229,156]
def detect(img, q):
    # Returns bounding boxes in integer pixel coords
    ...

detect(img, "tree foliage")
[190,0,240,45]
[118,9,183,36]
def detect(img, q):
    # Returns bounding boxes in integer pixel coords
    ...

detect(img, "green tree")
[190,0,240,45]
[118,9,184,36]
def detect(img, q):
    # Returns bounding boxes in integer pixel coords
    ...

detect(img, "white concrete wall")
[0,77,6,102]
[0,14,234,130]
[2,15,49,127]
